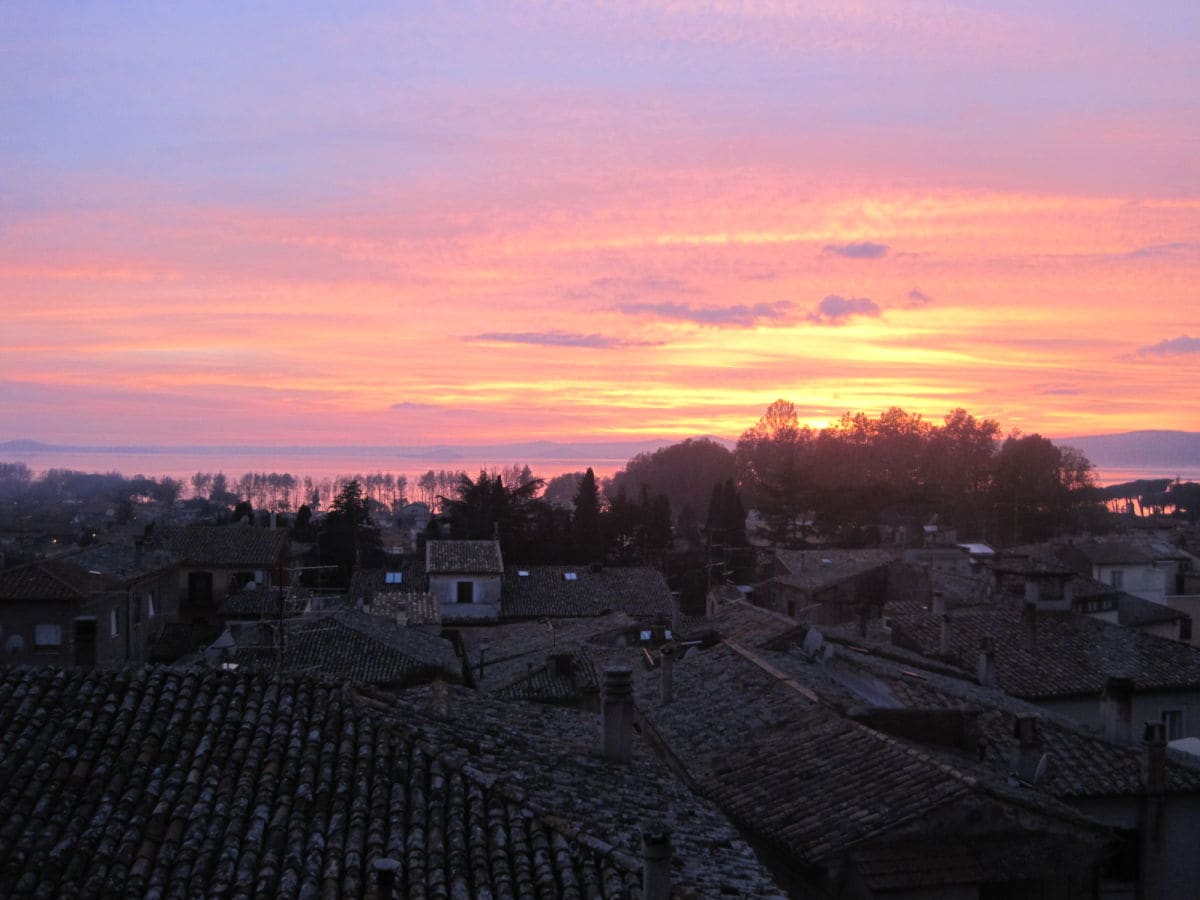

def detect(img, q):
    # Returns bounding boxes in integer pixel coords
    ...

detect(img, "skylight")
[563,572,578,581]
[385,572,403,584]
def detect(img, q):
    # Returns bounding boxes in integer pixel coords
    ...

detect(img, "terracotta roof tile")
[0,666,644,898]
[425,541,503,574]
[501,566,672,619]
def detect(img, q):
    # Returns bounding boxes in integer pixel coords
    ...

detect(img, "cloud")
[807,295,881,325]
[823,241,889,259]
[1035,386,1081,396]
[566,276,698,301]
[1127,242,1200,259]
[1135,335,1200,357]
[470,330,654,349]
[619,300,796,327]
[906,288,933,306]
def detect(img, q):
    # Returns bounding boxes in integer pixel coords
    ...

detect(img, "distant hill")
[1056,430,1200,468]
[0,436,736,463]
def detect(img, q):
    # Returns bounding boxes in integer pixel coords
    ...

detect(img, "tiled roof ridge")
[24,560,94,598]
[348,687,644,878]
[722,638,1110,839]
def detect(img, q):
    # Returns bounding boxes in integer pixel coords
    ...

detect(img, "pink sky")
[2,2,1197,446]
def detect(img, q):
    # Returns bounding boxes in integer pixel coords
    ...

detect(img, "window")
[456,581,474,603]
[34,624,62,648]
[1162,709,1186,741]
[563,572,578,581]
[110,608,119,638]
[1110,570,1124,589]
[147,593,156,619]
[384,572,403,585]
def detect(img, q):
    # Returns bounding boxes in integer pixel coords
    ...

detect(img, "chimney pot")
[1142,721,1167,793]
[372,858,401,900]
[977,636,997,687]
[660,644,674,705]
[932,590,945,615]
[602,666,634,764]
[1102,676,1136,744]
[641,823,672,900]
[939,614,952,657]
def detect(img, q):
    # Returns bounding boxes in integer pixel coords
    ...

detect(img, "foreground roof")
[501,566,672,619]
[0,666,644,898]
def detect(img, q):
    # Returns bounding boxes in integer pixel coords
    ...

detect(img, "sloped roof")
[749,630,1200,799]
[1068,540,1185,566]
[887,603,1200,698]
[0,557,120,601]
[771,549,896,592]
[501,565,672,619]
[632,641,1107,874]
[0,666,643,898]
[425,540,503,574]
[231,609,460,684]
[347,561,429,599]
[377,682,787,897]
[158,525,288,568]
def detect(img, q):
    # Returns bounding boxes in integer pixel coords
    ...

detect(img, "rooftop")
[157,524,288,569]
[0,666,645,898]
[501,565,673,620]
[769,549,896,592]
[425,540,503,575]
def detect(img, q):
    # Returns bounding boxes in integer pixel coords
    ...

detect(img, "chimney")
[939,614,953,657]
[977,637,997,687]
[1022,601,1037,650]
[856,605,869,639]
[602,666,634,764]
[371,858,401,900]
[134,538,144,567]
[1102,676,1135,744]
[642,823,672,900]
[1142,721,1167,793]
[1012,715,1045,783]
[660,644,674,705]
[932,590,945,615]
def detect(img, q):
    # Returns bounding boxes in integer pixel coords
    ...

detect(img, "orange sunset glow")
[2,3,1198,449]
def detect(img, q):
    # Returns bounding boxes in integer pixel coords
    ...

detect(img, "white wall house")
[426,540,503,623]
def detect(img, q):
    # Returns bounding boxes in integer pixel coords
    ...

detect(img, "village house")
[425,539,503,622]
[742,611,1200,899]
[0,540,176,667]
[755,548,899,625]
[1059,539,1195,604]
[629,618,1113,898]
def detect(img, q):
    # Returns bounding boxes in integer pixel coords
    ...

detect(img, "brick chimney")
[1142,721,1167,793]
[939,614,953,657]
[977,636,997,687]
[1102,676,1135,744]
[602,666,634,764]
[660,644,674,705]
[372,858,401,900]
[642,823,672,900]
[1012,714,1045,783]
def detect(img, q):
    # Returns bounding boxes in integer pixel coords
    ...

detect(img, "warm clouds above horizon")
[2,1,1198,446]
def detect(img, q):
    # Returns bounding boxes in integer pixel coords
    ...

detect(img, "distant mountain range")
[1056,430,1200,468]
[4,432,1197,470]
[0,436,735,462]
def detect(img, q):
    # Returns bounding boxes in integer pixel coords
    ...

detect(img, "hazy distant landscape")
[4,430,1200,487]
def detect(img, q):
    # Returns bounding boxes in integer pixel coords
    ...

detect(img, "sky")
[2,1,1198,447]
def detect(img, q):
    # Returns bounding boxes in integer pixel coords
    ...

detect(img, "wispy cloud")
[906,288,933,306]
[619,300,796,327]
[823,241,889,259]
[1127,242,1200,259]
[566,276,698,301]
[1135,335,1200,357]
[470,330,655,349]
[807,295,881,325]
